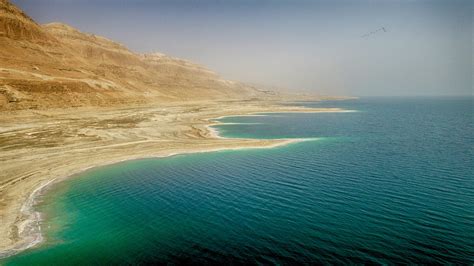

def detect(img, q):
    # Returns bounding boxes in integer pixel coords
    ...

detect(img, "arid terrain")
[0,0,279,111]
[0,0,348,257]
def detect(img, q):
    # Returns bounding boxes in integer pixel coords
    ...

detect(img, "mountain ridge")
[0,0,269,110]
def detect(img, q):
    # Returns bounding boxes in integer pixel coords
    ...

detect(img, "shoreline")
[0,104,349,259]
[0,137,313,259]
[204,109,357,139]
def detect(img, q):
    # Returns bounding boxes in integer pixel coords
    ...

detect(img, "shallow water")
[3,97,474,264]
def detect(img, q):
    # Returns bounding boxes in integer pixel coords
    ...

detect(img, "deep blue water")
[3,97,474,265]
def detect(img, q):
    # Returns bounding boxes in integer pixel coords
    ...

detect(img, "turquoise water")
[3,97,474,264]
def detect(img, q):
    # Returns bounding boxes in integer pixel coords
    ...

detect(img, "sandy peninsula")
[0,100,350,257]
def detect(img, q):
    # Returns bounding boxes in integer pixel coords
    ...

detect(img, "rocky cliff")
[0,0,267,110]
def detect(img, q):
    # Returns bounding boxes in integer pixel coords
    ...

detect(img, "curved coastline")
[0,110,326,259]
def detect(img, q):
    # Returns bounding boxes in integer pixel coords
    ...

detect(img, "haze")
[13,0,473,96]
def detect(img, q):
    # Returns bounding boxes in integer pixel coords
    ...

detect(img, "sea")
[3,97,473,265]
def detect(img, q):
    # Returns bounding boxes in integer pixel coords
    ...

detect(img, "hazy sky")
[13,0,473,96]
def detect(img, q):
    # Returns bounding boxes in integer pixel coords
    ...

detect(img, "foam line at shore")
[210,109,358,121]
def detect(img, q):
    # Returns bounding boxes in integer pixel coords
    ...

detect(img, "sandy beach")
[0,100,348,258]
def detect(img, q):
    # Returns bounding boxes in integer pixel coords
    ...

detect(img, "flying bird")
[361,27,388,38]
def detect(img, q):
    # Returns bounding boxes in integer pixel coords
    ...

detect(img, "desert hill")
[0,0,267,110]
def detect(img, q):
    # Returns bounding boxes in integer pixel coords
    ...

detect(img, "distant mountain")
[0,0,268,110]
